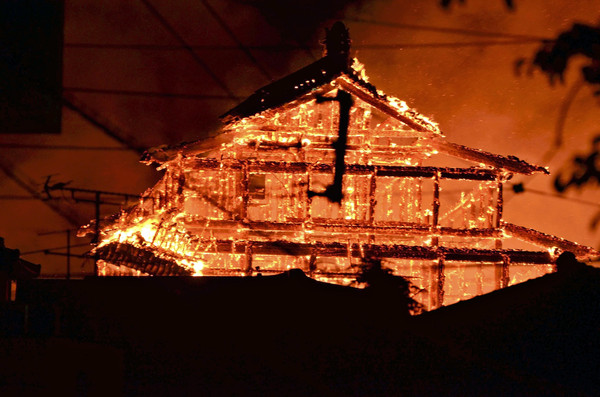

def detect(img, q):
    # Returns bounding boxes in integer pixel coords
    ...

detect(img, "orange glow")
[87,53,598,312]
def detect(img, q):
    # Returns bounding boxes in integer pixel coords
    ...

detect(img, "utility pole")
[43,178,140,276]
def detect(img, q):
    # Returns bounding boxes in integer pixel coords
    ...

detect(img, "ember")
[82,23,599,311]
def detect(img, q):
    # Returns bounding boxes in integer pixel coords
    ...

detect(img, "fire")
[84,24,599,312]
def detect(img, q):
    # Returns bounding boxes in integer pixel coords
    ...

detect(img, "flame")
[90,59,559,312]
[351,58,369,83]
[181,259,205,276]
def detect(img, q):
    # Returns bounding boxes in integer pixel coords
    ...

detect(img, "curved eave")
[502,221,600,260]
[141,130,238,165]
[432,139,549,175]
[95,242,192,276]
[336,75,442,137]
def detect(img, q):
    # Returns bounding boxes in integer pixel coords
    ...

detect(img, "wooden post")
[495,178,503,228]
[244,242,253,275]
[241,161,249,221]
[308,251,317,277]
[306,169,313,222]
[432,171,440,246]
[436,257,445,308]
[368,169,377,224]
[502,254,510,288]
[368,169,377,244]
[432,171,440,227]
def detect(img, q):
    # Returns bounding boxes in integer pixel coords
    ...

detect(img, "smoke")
[234,0,384,43]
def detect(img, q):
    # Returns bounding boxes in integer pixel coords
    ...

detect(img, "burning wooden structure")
[83,23,598,310]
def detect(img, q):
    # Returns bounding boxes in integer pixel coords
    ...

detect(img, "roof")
[502,221,600,259]
[141,22,547,177]
[220,52,349,123]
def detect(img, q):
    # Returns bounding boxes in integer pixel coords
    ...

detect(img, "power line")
[200,0,273,82]
[64,42,310,50]
[509,183,600,207]
[62,94,146,154]
[20,243,91,256]
[64,39,543,51]
[139,0,237,100]
[0,143,131,151]
[347,17,552,41]
[63,87,243,101]
[355,39,543,48]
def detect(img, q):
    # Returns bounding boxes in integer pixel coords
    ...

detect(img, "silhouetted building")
[0,237,40,302]
[82,23,598,310]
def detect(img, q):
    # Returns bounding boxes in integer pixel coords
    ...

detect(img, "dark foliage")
[525,23,600,236]
[554,136,600,230]
[532,23,600,94]
[554,135,600,193]
[355,257,425,316]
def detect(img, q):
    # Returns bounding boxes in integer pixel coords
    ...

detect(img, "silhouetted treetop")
[532,23,600,94]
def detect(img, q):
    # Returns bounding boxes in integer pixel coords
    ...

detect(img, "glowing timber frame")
[89,23,600,311]
[95,153,590,276]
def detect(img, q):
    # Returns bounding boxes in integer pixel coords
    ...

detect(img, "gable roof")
[220,54,442,137]
[142,23,547,176]
[221,52,349,123]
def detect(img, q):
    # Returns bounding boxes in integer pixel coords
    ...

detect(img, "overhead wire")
[20,243,92,256]
[62,95,146,154]
[508,183,600,207]
[346,17,553,41]
[0,143,132,151]
[200,0,273,82]
[64,38,544,51]
[138,0,237,100]
[63,87,243,100]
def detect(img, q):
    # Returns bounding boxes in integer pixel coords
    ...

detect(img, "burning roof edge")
[140,23,546,177]
[502,221,600,260]
[220,53,349,124]
[431,140,549,176]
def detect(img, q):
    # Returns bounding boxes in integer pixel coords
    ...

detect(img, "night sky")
[1,0,599,276]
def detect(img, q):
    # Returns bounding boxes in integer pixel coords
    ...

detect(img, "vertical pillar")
[241,161,249,221]
[244,242,253,276]
[368,169,377,244]
[430,257,445,310]
[436,257,445,308]
[431,171,440,247]
[306,169,313,222]
[432,171,440,227]
[495,255,510,289]
[502,255,510,288]
[495,178,503,228]
[308,251,317,277]
[368,169,377,224]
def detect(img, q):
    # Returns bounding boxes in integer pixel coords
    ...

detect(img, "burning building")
[83,23,598,310]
